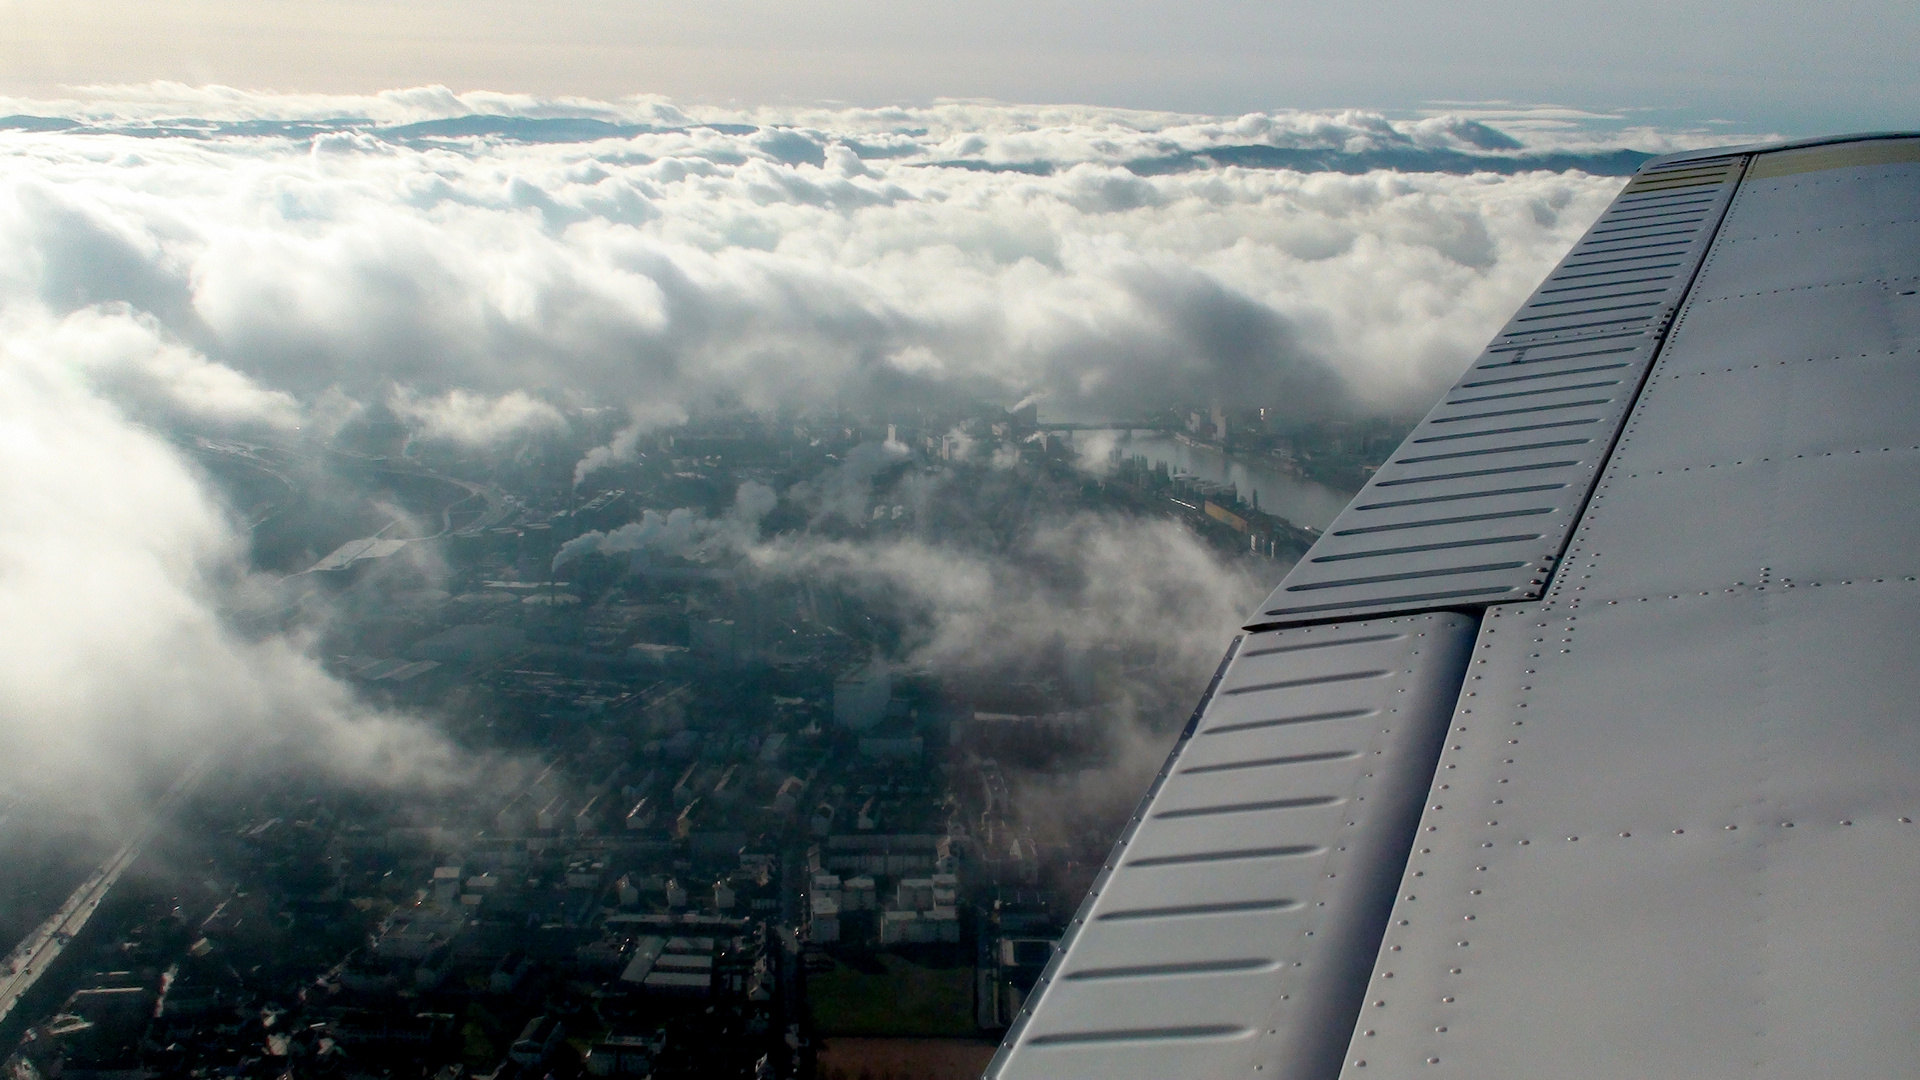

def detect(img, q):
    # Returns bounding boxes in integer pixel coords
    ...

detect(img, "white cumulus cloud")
[388,387,567,447]
[0,324,456,816]
[0,85,1711,810]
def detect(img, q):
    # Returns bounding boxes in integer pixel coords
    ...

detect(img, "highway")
[0,756,213,1030]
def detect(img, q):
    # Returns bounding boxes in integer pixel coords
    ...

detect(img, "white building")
[931,872,959,908]
[879,909,919,945]
[811,872,842,904]
[535,795,569,832]
[925,906,960,943]
[431,866,463,905]
[758,733,788,764]
[809,894,841,943]
[773,776,806,814]
[842,877,877,911]
[896,878,936,912]
[573,795,601,834]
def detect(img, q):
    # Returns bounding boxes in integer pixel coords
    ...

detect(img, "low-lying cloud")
[0,84,1699,811]
[389,387,567,448]
[555,480,778,570]
[0,323,460,822]
[752,512,1257,680]
[556,473,1258,720]
[1,87,1642,430]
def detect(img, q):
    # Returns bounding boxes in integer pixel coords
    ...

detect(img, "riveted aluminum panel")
[1744,135,1920,179]
[1645,130,1920,172]
[1250,159,1745,628]
[1488,156,1743,349]
[986,613,1476,1080]
[1336,137,1920,1080]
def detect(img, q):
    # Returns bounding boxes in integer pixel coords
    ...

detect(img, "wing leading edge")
[988,132,1920,1080]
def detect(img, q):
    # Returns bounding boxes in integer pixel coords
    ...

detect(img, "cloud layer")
[0,315,458,819]
[0,86,1682,807]
[0,90,1640,428]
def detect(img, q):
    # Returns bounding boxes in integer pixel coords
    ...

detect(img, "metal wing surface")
[987,132,1920,1080]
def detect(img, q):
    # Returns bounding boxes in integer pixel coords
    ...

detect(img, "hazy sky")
[4,0,1916,133]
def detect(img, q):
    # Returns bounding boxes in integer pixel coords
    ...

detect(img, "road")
[0,756,213,1029]
[380,459,517,540]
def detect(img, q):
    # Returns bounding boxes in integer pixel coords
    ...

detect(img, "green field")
[808,954,977,1037]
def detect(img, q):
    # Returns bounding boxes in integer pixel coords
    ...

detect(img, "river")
[1083,432,1355,531]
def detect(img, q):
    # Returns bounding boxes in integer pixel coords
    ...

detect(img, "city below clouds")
[0,85,1718,807]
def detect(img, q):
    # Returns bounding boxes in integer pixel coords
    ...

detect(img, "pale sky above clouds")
[3,0,1916,133]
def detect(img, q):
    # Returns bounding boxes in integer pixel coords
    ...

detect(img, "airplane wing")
[986,132,1920,1080]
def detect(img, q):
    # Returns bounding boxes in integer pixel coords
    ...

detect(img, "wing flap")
[1251,160,1747,628]
[1333,137,1920,1079]
[986,613,1477,1080]
[995,131,1920,1080]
